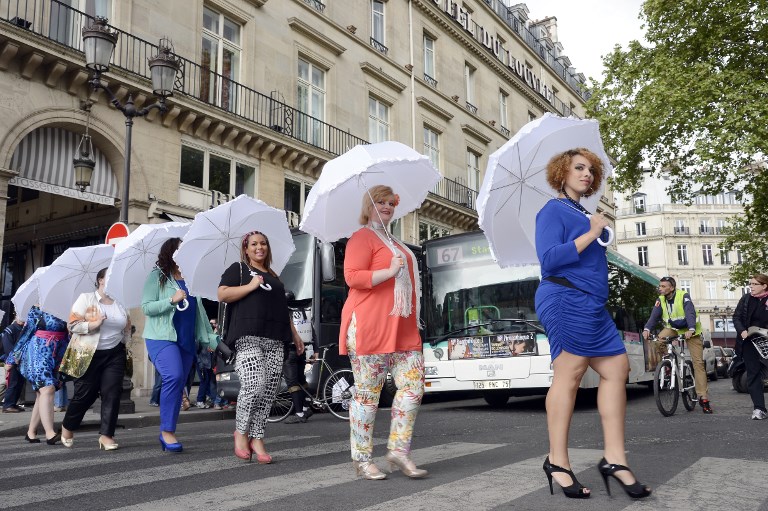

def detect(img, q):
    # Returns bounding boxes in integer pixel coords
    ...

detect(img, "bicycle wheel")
[654,359,678,417]
[267,379,294,423]
[682,361,698,411]
[322,368,354,420]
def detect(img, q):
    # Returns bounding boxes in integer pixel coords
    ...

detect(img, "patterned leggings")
[234,336,284,439]
[346,315,425,462]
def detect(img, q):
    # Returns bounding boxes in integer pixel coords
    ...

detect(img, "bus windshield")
[423,233,541,340]
[281,232,314,301]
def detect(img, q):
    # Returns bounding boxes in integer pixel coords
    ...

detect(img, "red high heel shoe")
[249,438,272,464]
[233,432,252,462]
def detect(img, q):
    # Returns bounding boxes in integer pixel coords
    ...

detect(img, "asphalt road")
[0,377,766,511]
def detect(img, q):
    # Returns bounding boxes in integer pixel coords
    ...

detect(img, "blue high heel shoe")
[159,434,183,453]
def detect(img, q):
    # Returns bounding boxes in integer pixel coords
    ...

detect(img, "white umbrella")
[38,244,115,320]
[104,222,191,308]
[11,266,48,318]
[174,195,295,300]
[476,113,614,267]
[300,141,442,243]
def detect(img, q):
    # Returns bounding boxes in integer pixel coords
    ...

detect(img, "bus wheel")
[483,392,510,408]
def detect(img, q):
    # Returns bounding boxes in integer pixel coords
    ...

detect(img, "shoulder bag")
[215,262,242,365]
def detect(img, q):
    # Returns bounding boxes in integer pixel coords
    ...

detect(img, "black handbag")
[215,262,242,365]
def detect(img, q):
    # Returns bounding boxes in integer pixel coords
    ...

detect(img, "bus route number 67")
[437,245,463,265]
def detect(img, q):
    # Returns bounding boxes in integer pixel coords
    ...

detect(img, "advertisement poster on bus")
[448,332,537,360]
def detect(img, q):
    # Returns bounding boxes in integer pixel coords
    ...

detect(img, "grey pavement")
[0,385,235,438]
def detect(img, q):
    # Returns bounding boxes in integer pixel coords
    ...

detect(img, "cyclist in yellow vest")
[642,276,713,414]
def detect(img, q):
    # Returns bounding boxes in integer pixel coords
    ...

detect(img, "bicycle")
[268,342,354,422]
[652,334,698,416]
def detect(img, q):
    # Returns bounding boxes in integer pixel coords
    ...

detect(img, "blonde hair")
[359,185,395,225]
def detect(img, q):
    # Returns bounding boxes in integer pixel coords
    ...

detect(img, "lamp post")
[713,305,733,349]
[81,17,180,223]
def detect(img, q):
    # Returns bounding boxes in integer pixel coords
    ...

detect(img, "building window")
[467,150,480,192]
[702,244,714,265]
[297,58,326,146]
[674,219,688,234]
[371,0,385,45]
[201,6,241,111]
[677,244,689,265]
[423,126,440,171]
[423,34,436,84]
[699,219,712,235]
[419,220,451,244]
[464,63,476,112]
[633,195,646,213]
[680,280,692,294]
[635,222,646,236]
[720,250,731,265]
[284,178,313,221]
[637,246,649,267]
[499,90,509,132]
[50,1,113,46]
[737,250,743,264]
[724,281,735,299]
[528,111,537,123]
[706,280,717,299]
[180,145,255,196]
[368,96,390,143]
[716,218,728,234]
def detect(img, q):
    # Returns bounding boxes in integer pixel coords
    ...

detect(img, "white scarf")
[368,226,423,328]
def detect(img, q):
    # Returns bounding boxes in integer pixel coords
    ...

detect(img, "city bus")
[420,230,660,407]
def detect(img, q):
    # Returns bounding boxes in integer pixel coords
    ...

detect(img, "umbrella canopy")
[174,194,295,300]
[300,141,442,243]
[38,244,115,320]
[11,266,48,318]
[476,113,614,267]
[104,222,191,308]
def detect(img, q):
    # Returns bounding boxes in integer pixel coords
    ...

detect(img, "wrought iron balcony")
[424,73,438,88]
[500,126,510,137]
[370,37,388,56]
[301,0,326,13]
[1,0,364,156]
[465,102,478,114]
[431,177,477,211]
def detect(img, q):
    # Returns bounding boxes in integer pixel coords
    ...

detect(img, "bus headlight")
[425,366,438,376]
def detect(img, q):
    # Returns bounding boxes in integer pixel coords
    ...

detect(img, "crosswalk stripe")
[0,435,318,478]
[112,442,506,511]
[1,436,368,507]
[357,448,604,511]
[620,457,768,511]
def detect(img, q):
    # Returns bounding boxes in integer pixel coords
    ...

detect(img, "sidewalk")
[0,392,235,438]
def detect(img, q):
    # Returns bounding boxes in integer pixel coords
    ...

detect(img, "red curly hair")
[545,148,604,197]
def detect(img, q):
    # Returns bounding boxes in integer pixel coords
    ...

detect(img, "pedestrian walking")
[340,185,427,481]
[218,230,304,463]
[732,273,768,420]
[141,238,218,453]
[534,149,650,499]
[59,268,131,450]
[1,314,27,413]
[7,305,68,444]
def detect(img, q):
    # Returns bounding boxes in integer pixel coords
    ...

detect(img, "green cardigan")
[141,268,218,350]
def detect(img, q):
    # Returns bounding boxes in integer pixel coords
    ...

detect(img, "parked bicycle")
[268,342,354,422]
[652,334,698,416]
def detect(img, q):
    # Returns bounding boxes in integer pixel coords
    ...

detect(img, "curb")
[0,409,237,438]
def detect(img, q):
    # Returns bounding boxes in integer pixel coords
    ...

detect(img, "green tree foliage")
[587,0,768,281]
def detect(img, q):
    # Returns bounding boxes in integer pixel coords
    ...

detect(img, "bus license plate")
[472,380,510,390]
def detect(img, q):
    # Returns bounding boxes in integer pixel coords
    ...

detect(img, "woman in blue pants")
[141,238,218,452]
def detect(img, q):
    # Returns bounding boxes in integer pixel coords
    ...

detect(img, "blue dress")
[11,306,69,391]
[534,199,625,361]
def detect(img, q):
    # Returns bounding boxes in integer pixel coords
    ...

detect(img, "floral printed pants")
[346,314,425,462]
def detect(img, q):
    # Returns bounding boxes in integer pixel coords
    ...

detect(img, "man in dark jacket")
[1,315,27,413]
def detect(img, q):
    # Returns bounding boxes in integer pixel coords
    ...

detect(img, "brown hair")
[241,231,276,276]
[359,185,396,225]
[157,238,181,287]
[545,148,605,197]
[752,274,768,286]
[95,267,108,288]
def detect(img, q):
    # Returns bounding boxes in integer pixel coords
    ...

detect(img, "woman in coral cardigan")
[340,185,426,481]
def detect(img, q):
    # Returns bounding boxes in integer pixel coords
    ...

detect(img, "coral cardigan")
[339,227,421,356]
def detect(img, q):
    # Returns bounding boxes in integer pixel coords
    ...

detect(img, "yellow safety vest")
[659,291,702,336]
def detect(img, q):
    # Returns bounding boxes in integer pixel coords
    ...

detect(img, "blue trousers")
[2,366,24,409]
[150,367,161,405]
[151,342,194,432]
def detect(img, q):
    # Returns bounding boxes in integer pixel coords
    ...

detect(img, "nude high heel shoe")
[384,450,428,478]
[352,460,387,480]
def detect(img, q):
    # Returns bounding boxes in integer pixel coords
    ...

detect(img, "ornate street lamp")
[73,102,95,192]
[82,18,180,223]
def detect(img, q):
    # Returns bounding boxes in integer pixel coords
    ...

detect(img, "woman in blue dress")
[535,148,650,500]
[141,238,218,453]
[8,306,68,444]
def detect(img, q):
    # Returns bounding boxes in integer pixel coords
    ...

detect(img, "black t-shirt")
[219,262,291,344]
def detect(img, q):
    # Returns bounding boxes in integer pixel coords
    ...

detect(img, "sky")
[524,0,647,82]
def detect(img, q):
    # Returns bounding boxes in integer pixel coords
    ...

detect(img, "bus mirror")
[320,242,336,282]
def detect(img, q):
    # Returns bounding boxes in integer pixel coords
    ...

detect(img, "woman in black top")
[218,231,304,463]
[732,273,768,420]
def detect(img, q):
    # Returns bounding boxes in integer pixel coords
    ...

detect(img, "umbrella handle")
[176,298,189,311]
[597,225,614,247]
[260,283,272,291]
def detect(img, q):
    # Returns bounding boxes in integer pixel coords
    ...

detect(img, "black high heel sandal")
[597,457,652,499]
[542,456,590,499]
[24,434,41,444]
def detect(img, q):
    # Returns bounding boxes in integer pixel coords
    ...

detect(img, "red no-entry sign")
[105,222,130,247]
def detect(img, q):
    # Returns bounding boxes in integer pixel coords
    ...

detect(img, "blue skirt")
[535,280,625,361]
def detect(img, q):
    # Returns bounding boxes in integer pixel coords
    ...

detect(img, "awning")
[163,213,193,223]
[9,127,118,205]
[607,249,660,287]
